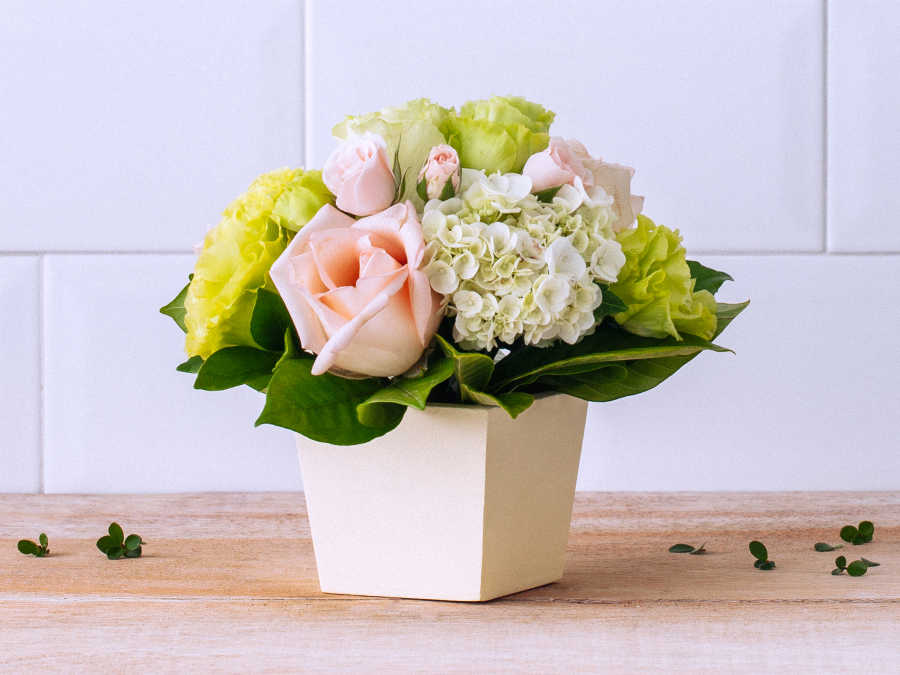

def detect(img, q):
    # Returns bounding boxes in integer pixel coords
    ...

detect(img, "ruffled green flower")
[184,168,333,358]
[609,215,717,341]
[332,98,450,202]
[441,96,554,174]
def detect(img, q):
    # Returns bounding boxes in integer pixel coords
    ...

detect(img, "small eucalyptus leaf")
[814,542,841,552]
[860,558,880,568]
[757,561,776,570]
[39,533,48,548]
[835,555,847,570]
[846,560,868,577]
[124,546,142,559]
[124,534,142,551]
[839,525,858,543]
[106,546,124,560]
[831,568,844,575]
[96,535,114,553]
[748,540,768,562]
[668,544,695,553]
[108,522,124,545]
[17,540,38,555]
[857,521,874,542]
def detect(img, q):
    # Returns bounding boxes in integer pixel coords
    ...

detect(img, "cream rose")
[417,144,461,200]
[322,132,396,216]
[522,137,592,192]
[269,202,444,377]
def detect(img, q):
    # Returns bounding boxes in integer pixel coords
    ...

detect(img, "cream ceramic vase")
[296,394,588,602]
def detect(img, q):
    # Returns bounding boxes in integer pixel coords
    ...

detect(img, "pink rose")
[522,137,592,192]
[417,144,461,200]
[322,133,396,216]
[567,140,644,232]
[269,202,444,378]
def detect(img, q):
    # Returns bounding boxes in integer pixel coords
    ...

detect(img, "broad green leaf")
[847,560,868,576]
[17,540,38,555]
[530,301,748,402]
[250,289,292,352]
[687,260,733,295]
[463,389,534,419]
[256,358,401,445]
[160,277,192,332]
[124,534,142,551]
[858,521,874,541]
[668,544,695,553]
[194,347,280,392]
[357,357,455,427]
[106,546,124,560]
[835,555,847,570]
[96,535,114,554]
[434,335,494,399]
[749,540,768,562]
[108,523,124,545]
[535,186,561,202]
[176,355,204,373]
[125,546,142,558]
[840,525,858,543]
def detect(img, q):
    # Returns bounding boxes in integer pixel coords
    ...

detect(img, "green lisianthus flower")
[184,168,333,359]
[332,98,451,202]
[441,96,554,174]
[609,215,717,341]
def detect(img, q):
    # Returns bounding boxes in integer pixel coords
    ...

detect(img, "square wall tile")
[0,1,304,252]
[0,257,41,492]
[308,0,824,252]
[577,254,900,491]
[827,0,900,251]
[43,255,302,492]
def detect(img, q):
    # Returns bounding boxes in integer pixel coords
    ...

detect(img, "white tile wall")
[827,0,900,252]
[0,257,41,492]
[2,1,898,492]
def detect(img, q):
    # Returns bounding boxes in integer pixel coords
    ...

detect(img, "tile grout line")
[303,0,313,170]
[37,255,46,494]
[822,0,829,253]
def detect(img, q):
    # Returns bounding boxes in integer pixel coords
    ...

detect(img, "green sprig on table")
[17,533,50,557]
[814,542,843,552]
[96,522,144,560]
[840,520,875,545]
[749,540,775,570]
[668,542,706,555]
[832,556,880,576]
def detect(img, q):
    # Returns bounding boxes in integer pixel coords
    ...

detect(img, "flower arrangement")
[162,96,747,446]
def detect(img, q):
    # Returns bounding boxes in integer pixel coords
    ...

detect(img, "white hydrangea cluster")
[422,169,627,351]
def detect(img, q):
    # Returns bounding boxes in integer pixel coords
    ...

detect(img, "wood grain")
[1,492,898,672]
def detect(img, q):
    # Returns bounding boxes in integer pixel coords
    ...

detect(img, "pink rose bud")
[269,202,445,378]
[417,144,461,201]
[522,137,593,193]
[322,132,396,216]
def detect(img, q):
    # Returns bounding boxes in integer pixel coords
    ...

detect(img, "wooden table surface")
[2,492,898,672]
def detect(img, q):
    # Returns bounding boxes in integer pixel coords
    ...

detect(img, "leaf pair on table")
[96,522,144,560]
[749,540,775,570]
[832,556,879,576]
[840,520,874,545]
[17,533,49,557]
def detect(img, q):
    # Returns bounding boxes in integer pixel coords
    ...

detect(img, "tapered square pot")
[296,394,588,602]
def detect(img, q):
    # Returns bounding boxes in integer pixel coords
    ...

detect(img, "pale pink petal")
[359,248,402,279]
[352,203,408,261]
[407,268,442,345]
[308,228,367,289]
[318,267,405,319]
[270,250,329,354]
[288,251,327,294]
[294,204,357,250]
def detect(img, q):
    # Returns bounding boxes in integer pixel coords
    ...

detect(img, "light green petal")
[610,215,717,341]
[184,168,333,359]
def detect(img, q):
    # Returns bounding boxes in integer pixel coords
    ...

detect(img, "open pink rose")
[322,133,396,216]
[417,144,460,200]
[269,202,444,377]
[522,137,592,192]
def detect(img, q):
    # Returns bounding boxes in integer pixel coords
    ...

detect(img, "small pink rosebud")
[417,144,461,201]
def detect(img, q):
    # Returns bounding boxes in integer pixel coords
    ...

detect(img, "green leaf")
[124,546,142,559]
[594,287,628,322]
[124,534,142,551]
[416,176,429,202]
[108,523,124,545]
[857,520,874,542]
[96,535,114,554]
[668,544,695,553]
[39,533,48,548]
[831,568,844,575]
[106,546,124,560]
[249,289,292,352]
[749,540,768,562]
[840,525,858,543]
[434,335,495,399]
[357,357,455,427]
[846,560,868,577]
[814,542,842,552]
[439,178,456,200]
[256,357,401,445]
[462,389,535,419]
[835,555,847,570]
[535,186,561,202]
[687,260,733,295]
[176,355,204,373]
[500,301,748,400]
[160,277,192,332]
[17,540,38,555]
[194,347,280,392]
[860,558,880,568]
[757,561,776,570]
